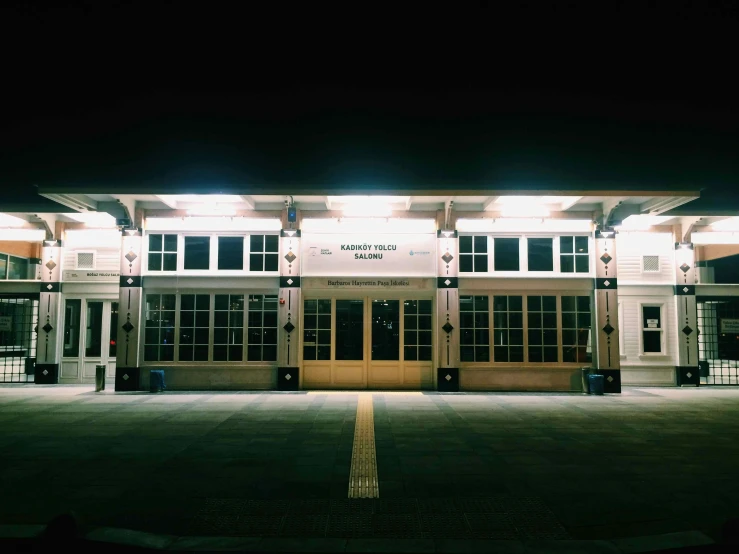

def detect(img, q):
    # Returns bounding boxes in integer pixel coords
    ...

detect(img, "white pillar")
[437,229,460,391]
[593,229,621,392]
[36,240,63,383]
[115,229,144,391]
[277,228,301,390]
[674,242,699,385]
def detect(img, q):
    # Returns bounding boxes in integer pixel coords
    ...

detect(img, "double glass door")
[303,297,433,389]
[60,298,118,382]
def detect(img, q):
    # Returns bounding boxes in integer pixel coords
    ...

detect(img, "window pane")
[264,254,279,272]
[184,237,210,270]
[459,236,473,254]
[218,237,244,270]
[164,234,178,252]
[63,299,82,357]
[474,255,488,272]
[250,235,264,252]
[148,253,162,271]
[528,238,553,271]
[0,256,6,279]
[643,306,661,328]
[163,253,177,271]
[643,331,662,353]
[560,236,574,254]
[149,234,162,251]
[560,256,575,273]
[265,235,279,252]
[474,235,488,253]
[575,236,589,253]
[249,254,264,271]
[561,296,576,312]
[372,300,399,360]
[494,238,520,271]
[460,256,473,273]
[575,256,589,273]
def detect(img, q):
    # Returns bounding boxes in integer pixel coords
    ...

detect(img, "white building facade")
[2,191,737,391]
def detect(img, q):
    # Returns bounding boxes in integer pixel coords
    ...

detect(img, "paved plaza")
[1,385,738,551]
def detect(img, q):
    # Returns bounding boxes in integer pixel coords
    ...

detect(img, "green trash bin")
[95,365,106,392]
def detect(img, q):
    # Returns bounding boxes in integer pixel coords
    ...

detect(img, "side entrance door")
[60,298,118,383]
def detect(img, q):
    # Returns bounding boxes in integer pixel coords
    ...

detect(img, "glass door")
[335,299,364,360]
[61,298,117,382]
[371,300,400,361]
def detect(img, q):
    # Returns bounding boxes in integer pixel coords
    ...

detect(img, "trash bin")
[95,365,106,392]
[588,374,604,395]
[150,369,166,393]
[581,367,591,393]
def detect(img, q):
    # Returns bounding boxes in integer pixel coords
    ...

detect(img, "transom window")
[459,236,488,272]
[560,236,589,273]
[148,234,178,271]
[494,238,520,271]
[249,235,279,272]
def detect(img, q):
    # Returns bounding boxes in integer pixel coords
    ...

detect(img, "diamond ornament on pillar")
[42,323,54,333]
[45,260,57,270]
[682,326,693,336]
[122,321,135,333]
[680,263,691,273]
[441,252,454,264]
[284,251,296,263]
[125,251,138,262]
[602,323,615,335]
[283,321,295,333]
[442,322,454,334]
[600,253,613,265]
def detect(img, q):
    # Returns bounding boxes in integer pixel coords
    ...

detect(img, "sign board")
[302,277,435,291]
[646,319,659,328]
[0,316,12,332]
[301,233,436,277]
[721,318,739,334]
[62,270,120,282]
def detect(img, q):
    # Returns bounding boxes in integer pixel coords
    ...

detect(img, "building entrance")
[60,298,118,383]
[302,296,434,389]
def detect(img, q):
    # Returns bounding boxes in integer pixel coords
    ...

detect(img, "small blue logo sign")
[409,250,414,256]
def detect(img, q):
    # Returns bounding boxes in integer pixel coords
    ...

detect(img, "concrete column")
[35,240,63,384]
[115,229,143,391]
[437,229,460,391]
[277,228,301,390]
[593,229,621,392]
[674,243,699,385]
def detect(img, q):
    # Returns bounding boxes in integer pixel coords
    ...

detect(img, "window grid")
[403,300,433,361]
[247,294,278,361]
[147,234,178,272]
[303,299,332,361]
[527,296,558,362]
[144,294,176,361]
[179,294,210,361]
[562,296,592,363]
[642,305,663,353]
[249,235,279,272]
[0,297,38,383]
[459,236,488,273]
[559,236,589,273]
[460,295,490,362]
[493,296,524,362]
[213,294,244,361]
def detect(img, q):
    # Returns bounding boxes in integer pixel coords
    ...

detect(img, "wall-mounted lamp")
[678,242,693,250]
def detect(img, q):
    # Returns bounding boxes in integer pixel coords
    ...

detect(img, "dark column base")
[34,364,59,384]
[115,367,140,391]
[437,367,459,392]
[676,366,700,386]
[277,367,299,391]
[600,369,622,393]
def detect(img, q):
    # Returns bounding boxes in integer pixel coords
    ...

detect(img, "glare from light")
[0,214,29,227]
[340,197,393,217]
[302,218,436,234]
[692,231,739,245]
[161,194,245,205]
[187,205,237,216]
[0,229,46,241]
[615,215,672,231]
[146,217,282,232]
[500,205,550,218]
[456,218,592,233]
[65,212,117,227]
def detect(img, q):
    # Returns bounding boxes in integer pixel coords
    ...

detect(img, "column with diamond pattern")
[35,240,63,383]
[116,230,144,391]
[674,243,699,385]
[437,229,460,391]
[278,229,301,390]
[594,229,621,392]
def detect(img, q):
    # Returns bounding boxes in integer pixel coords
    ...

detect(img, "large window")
[494,238,520,271]
[528,238,554,272]
[562,296,592,363]
[0,254,32,280]
[642,305,663,354]
[247,294,278,361]
[459,236,488,273]
[493,295,524,362]
[460,295,490,362]
[218,237,244,270]
[303,299,331,361]
[148,234,177,271]
[144,294,176,361]
[560,236,589,273]
[184,237,211,270]
[249,235,279,272]
[403,300,432,361]
[214,294,244,361]
[527,295,558,362]
[179,294,210,361]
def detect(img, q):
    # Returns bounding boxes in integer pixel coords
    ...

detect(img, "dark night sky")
[0,1,737,211]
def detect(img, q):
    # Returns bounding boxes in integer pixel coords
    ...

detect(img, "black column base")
[277,367,299,391]
[34,364,59,384]
[115,367,140,391]
[437,368,459,392]
[600,369,622,393]
[677,366,700,386]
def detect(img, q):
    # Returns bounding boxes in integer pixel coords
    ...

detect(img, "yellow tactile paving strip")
[306,391,423,395]
[347,393,379,498]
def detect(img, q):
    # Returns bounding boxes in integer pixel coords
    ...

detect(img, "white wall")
[617,232,674,285]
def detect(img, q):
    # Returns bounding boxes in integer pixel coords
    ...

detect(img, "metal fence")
[697,297,739,385]
[0,295,39,383]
